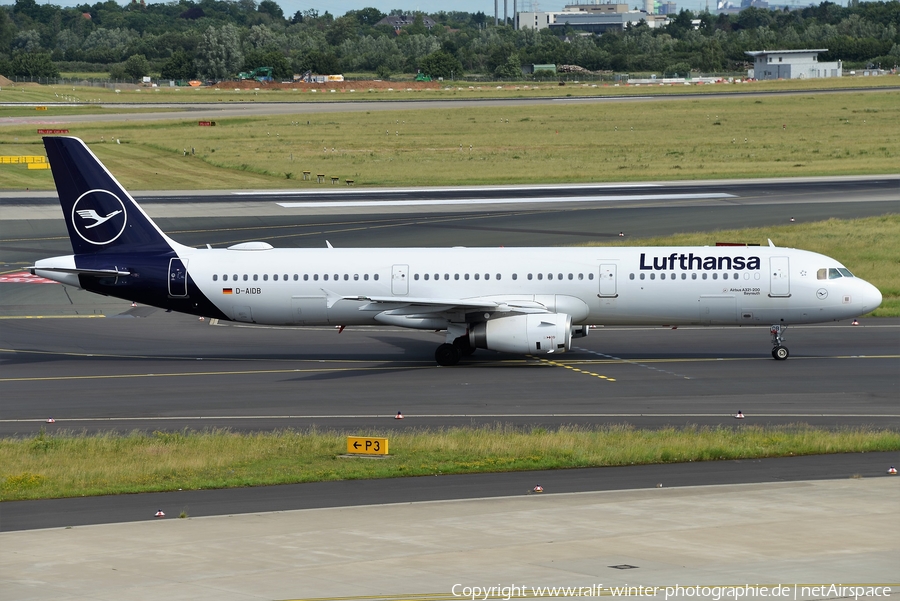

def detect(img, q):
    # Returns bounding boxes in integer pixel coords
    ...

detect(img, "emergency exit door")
[598,264,617,297]
[769,256,791,297]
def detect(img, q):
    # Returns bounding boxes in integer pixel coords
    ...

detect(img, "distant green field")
[2,90,898,191]
[1,73,898,104]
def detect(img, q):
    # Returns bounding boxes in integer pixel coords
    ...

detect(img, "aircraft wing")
[341,295,552,314]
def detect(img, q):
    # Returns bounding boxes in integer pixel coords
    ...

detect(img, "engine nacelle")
[469,313,572,355]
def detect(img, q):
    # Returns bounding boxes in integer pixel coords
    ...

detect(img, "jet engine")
[469,313,572,355]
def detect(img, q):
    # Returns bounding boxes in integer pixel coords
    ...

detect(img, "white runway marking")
[277,192,736,209]
[575,346,692,379]
[3,413,898,423]
[237,183,660,196]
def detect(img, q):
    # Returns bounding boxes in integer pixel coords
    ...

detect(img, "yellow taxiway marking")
[0,365,435,383]
[531,355,615,382]
[0,347,435,364]
[0,315,105,319]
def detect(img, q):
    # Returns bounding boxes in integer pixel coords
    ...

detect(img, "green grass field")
[2,90,898,191]
[3,425,898,501]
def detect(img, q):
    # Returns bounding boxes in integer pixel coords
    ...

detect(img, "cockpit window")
[819,268,847,280]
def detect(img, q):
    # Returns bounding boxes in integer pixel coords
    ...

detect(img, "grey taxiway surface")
[1,180,899,598]
[2,178,898,437]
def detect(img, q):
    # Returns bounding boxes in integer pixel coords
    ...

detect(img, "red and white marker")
[155,510,165,518]
[889,466,897,475]
[395,411,404,420]
[532,485,544,493]
[735,411,744,419]
[46,418,55,423]
[851,319,859,326]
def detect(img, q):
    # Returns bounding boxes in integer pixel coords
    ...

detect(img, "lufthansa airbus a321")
[32,137,882,365]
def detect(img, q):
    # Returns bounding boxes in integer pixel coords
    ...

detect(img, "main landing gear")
[435,335,476,366]
[770,324,789,360]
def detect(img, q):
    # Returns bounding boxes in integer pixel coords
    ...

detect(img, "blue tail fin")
[43,136,176,255]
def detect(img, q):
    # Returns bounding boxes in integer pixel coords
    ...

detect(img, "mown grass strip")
[4,90,899,190]
[2,425,898,501]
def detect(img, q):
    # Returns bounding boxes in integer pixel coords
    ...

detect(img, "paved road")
[2,453,896,532]
[2,86,898,125]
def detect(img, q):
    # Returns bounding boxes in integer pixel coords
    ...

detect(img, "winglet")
[768,238,776,247]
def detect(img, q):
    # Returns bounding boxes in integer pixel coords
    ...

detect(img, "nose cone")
[860,281,883,315]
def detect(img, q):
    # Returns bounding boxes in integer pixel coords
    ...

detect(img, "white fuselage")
[176,245,881,327]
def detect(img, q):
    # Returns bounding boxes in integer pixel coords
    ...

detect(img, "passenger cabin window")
[213,274,218,281]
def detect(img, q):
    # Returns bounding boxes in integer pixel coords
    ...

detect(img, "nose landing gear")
[770,324,789,360]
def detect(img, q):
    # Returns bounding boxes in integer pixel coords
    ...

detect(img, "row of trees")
[2,0,899,81]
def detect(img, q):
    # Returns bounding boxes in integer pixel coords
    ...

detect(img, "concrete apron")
[2,478,897,601]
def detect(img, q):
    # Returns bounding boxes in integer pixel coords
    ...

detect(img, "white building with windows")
[517,2,667,31]
[745,49,842,80]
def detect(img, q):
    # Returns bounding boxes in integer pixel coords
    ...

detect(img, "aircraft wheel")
[772,346,789,360]
[435,343,461,366]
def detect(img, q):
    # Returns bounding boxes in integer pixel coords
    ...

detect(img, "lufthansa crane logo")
[71,190,127,245]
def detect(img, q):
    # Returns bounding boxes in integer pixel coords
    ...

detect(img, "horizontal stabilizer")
[30,266,131,277]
